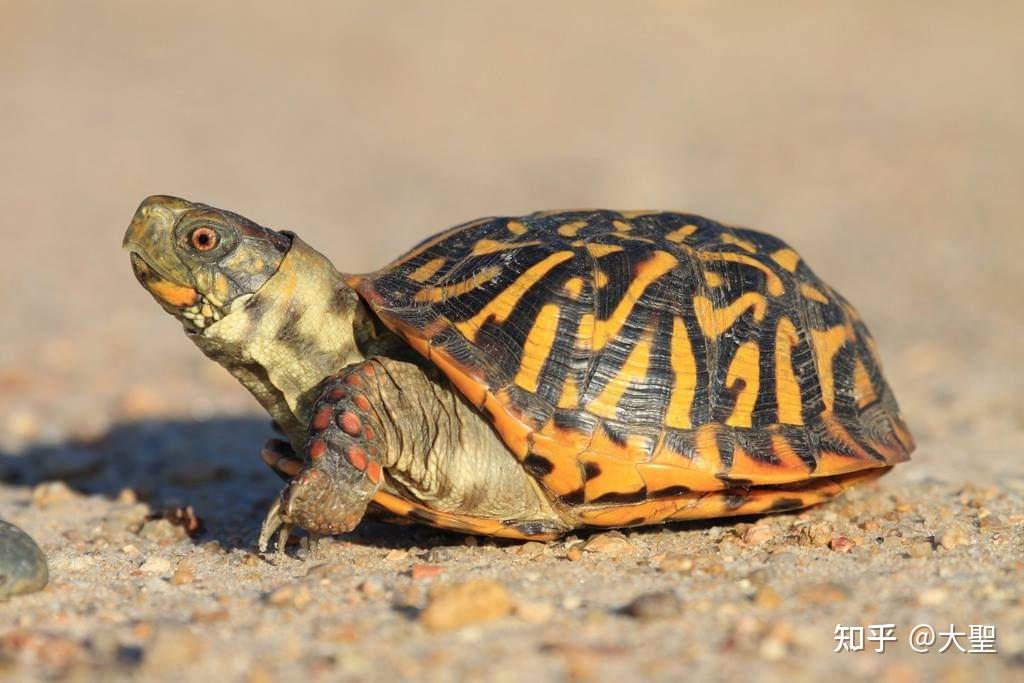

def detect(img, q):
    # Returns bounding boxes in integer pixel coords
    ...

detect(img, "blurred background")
[1,1,1022,479]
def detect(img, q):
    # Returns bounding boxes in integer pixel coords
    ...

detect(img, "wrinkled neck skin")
[191,236,373,447]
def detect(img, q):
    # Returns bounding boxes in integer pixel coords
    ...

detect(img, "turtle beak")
[124,196,200,310]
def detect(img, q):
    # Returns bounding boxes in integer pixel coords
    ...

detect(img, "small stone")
[122,544,140,556]
[803,522,833,547]
[623,590,682,620]
[907,540,934,558]
[31,481,79,508]
[979,515,1003,530]
[917,588,948,606]
[938,526,970,549]
[170,564,195,585]
[829,536,855,553]
[139,518,188,544]
[565,543,584,561]
[517,541,547,558]
[582,532,634,554]
[358,578,384,596]
[658,553,694,573]
[116,488,139,504]
[266,584,313,609]
[515,601,554,624]
[742,525,775,546]
[753,586,782,609]
[140,557,172,575]
[410,564,445,580]
[419,579,513,632]
[0,520,48,598]
[143,625,203,673]
[384,548,409,562]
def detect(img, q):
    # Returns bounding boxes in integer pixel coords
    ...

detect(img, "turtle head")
[123,195,291,334]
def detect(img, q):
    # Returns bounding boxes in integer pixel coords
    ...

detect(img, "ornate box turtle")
[124,197,913,554]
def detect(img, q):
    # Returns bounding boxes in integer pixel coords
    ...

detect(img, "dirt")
[1,2,1022,681]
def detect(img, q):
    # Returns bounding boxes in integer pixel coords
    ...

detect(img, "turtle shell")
[349,210,913,518]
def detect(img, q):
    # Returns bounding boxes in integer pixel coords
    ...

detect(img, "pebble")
[170,564,195,585]
[515,601,554,624]
[622,590,683,620]
[907,540,934,558]
[30,481,79,508]
[938,526,970,549]
[565,543,584,561]
[419,579,513,631]
[917,587,948,606]
[657,553,694,573]
[410,564,445,580]
[742,525,775,545]
[140,556,172,575]
[139,518,189,544]
[266,583,313,609]
[582,532,634,554]
[829,536,855,553]
[517,541,547,558]
[0,520,48,598]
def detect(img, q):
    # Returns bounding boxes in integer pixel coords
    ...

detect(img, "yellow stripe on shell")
[413,265,503,303]
[665,225,698,243]
[698,252,784,296]
[408,257,446,282]
[664,316,696,430]
[513,303,561,393]
[724,341,760,428]
[770,248,801,272]
[774,316,804,425]
[692,292,768,338]
[592,250,678,350]
[810,325,850,414]
[454,251,574,339]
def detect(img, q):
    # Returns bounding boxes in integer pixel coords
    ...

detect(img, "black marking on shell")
[522,454,554,477]
[591,487,648,505]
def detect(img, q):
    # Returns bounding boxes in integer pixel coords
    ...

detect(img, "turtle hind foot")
[258,491,294,562]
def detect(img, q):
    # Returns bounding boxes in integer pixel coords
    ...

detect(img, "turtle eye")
[189,226,219,252]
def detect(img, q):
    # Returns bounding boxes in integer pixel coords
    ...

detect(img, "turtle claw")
[258,491,293,561]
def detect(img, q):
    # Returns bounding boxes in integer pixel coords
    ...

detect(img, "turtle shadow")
[0,416,287,552]
[0,416,526,554]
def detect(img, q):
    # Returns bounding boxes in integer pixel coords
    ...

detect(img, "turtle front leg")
[259,361,387,558]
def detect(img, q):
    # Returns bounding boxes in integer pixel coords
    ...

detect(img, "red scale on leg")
[338,411,362,437]
[353,394,371,411]
[366,461,382,485]
[327,388,348,401]
[344,374,363,387]
[347,445,369,471]
[311,407,334,431]
[362,425,376,441]
[308,439,326,459]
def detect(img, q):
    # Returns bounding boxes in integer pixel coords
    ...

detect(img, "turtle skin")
[349,210,913,529]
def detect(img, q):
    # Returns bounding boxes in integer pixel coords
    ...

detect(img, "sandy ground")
[1,2,1022,681]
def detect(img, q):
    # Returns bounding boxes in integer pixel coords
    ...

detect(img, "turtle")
[123,196,913,556]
